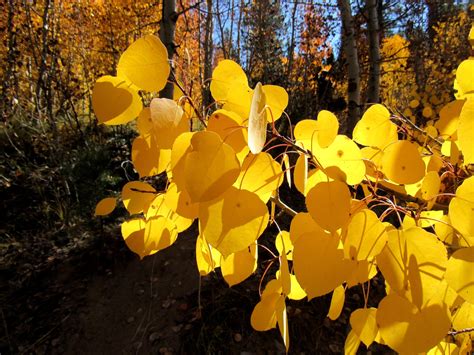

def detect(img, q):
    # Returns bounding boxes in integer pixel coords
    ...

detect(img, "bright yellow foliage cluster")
[93,30,474,354]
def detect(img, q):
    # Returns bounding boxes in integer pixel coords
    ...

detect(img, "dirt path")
[2,223,392,354]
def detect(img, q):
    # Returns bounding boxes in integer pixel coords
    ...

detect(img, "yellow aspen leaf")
[221,242,257,287]
[184,131,240,203]
[377,294,451,354]
[117,34,169,92]
[435,100,464,139]
[150,98,189,149]
[275,231,293,260]
[150,98,183,130]
[457,98,474,165]
[94,197,117,216]
[426,152,444,173]
[250,292,280,331]
[312,135,366,185]
[122,181,156,215]
[164,183,199,220]
[261,85,288,123]
[419,210,444,228]
[441,140,461,164]
[405,179,423,198]
[142,216,178,257]
[346,260,378,287]
[92,75,142,125]
[199,186,269,257]
[434,215,456,244]
[381,140,425,185]
[421,171,441,201]
[452,301,474,335]
[456,59,474,98]
[353,104,398,149]
[207,110,248,162]
[169,132,195,191]
[262,279,283,298]
[247,82,267,154]
[282,153,291,187]
[278,240,292,296]
[131,135,171,178]
[234,152,284,203]
[286,273,306,300]
[289,212,322,244]
[343,209,388,261]
[293,229,351,299]
[449,176,474,239]
[377,227,448,308]
[294,119,318,150]
[423,106,434,118]
[445,247,474,304]
[137,107,153,135]
[146,193,192,233]
[344,330,361,355]
[276,296,289,352]
[121,218,146,257]
[210,59,248,103]
[409,99,420,108]
[224,82,253,118]
[426,341,460,355]
[209,108,245,126]
[459,333,473,355]
[430,279,463,310]
[196,235,221,276]
[349,308,378,347]
[306,181,351,232]
[294,153,308,194]
[328,285,345,320]
[316,110,339,148]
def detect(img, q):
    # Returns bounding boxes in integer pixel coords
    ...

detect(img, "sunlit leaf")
[92,75,142,125]
[350,308,378,347]
[184,131,240,202]
[381,140,425,184]
[293,228,351,299]
[457,98,474,165]
[122,181,156,215]
[221,242,257,286]
[343,209,388,261]
[377,227,447,308]
[377,294,451,354]
[199,186,269,257]
[95,197,117,216]
[248,82,267,154]
[353,104,398,149]
[328,285,345,320]
[234,152,284,203]
[117,34,169,92]
[306,181,351,232]
[445,247,474,304]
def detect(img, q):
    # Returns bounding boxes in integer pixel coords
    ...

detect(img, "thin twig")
[448,327,474,336]
[269,195,297,217]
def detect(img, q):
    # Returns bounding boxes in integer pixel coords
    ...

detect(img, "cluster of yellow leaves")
[94,30,474,354]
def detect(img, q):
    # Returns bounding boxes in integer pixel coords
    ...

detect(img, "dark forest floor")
[1,219,396,355]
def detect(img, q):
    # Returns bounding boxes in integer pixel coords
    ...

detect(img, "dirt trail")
[2,223,391,354]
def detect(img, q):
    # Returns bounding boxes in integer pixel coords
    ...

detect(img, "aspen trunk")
[159,0,177,99]
[367,0,380,104]
[338,0,360,136]
[202,0,214,111]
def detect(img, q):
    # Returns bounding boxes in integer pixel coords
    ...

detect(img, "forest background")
[0,0,473,353]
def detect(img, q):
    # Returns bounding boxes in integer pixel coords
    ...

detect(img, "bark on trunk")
[202,0,214,111]
[338,0,360,136]
[367,0,380,104]
[159,0,177,99]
